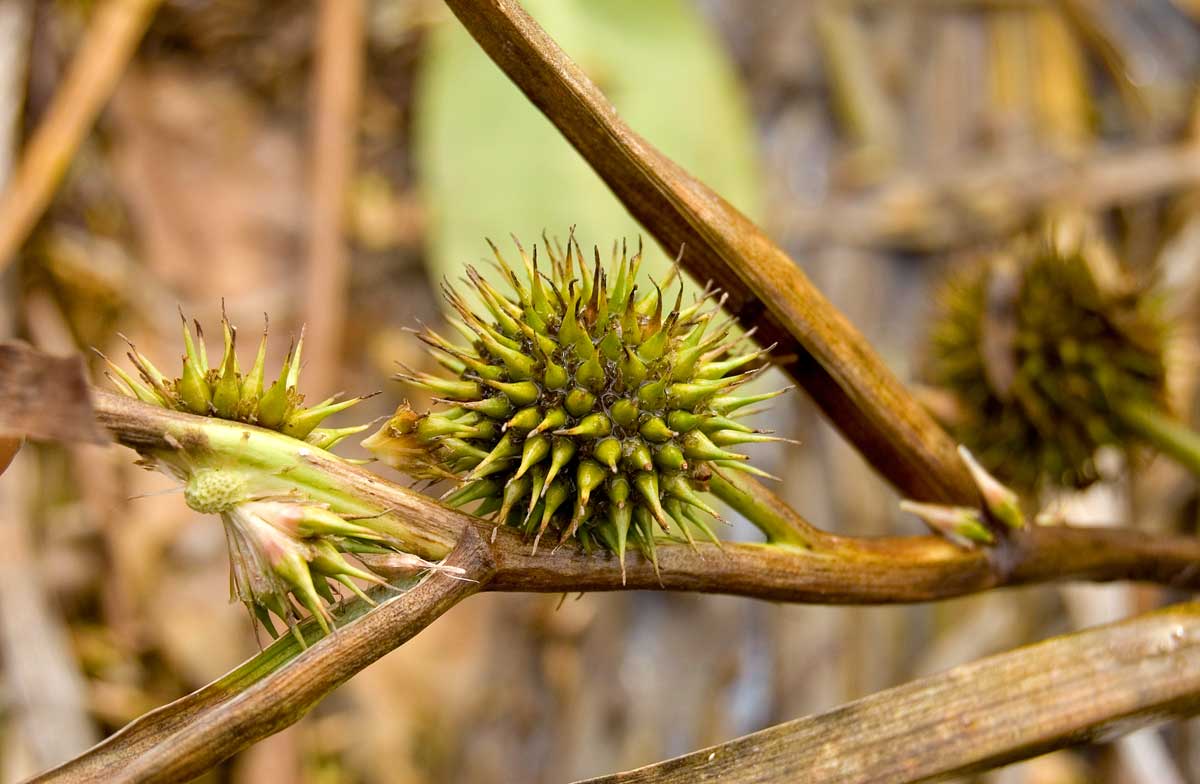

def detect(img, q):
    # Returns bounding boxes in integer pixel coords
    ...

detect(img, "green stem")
[1115,399,1200,478]
[708,470,819,547]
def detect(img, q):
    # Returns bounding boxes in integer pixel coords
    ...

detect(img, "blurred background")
[2,0,1200,781]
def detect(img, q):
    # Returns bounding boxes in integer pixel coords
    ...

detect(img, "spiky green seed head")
[101,309,370,449]
[926,221,1167,493]
[181,468,458,644]
[365,234,788,567]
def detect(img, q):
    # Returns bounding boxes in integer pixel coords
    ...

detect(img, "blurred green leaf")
[415,0,762,284]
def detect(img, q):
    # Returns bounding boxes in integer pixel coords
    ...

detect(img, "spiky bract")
[102,310,369,449]
[927,225,1166,492]
[365,235,787,570]
[187,468,461,644]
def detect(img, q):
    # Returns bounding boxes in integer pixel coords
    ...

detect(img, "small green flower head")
[100,308,370,449]
[365,234,790,572]
[185,468,464,644]
[927,220,1167,492]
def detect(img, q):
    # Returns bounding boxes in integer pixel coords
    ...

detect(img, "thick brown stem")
[94,391,1200,601]
[33,529,494,784]
[578,600,1200,784]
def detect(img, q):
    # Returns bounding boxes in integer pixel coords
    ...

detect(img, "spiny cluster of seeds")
[928,227,1166,493]
[104,313,458,643]
[101,309,370,449]
[364,235,788,571]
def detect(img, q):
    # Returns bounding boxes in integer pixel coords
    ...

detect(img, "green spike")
[211,329,242,418]
[291,505,384,541]
[481,379,540,407]
[286,327,305,389]
[565,388,596,417]
[607,474,631,506]
[272,553,329,635]
[619,346,648,388]
[477,330,536,380]
[636,317,670,363]
[444,479,502,507]
[555,412,611,438]
[533,481,570,552]
[709,429,792,447]
[309,541,386,586]
[638,416,677,443]
[543,356,569,389]
[698,414,754,434]
[257,361,292,429]
[598,326,623,361]
[418,413,480,440]
[637,378,667,409]
[496,473,532,525]
[594,437,622,472]
[558,285,586,351]
[487,237,528,305]
[711,387,791,415]
[565,459,607,537]
[607,503,632,582]
[681,430,749,462]
[242,321,269,401]
[624,441,653,472]
[419,332,504,380]
[633,506,659,576]
[633,471,672,531]
[609,239,631,309]
[541,437,577,493]
[664,497,697,549]
[513,435,550,480]
[407,373,483,401]
[531,406,568,435]
[621,286,641,343]
[305,423,370,450]
[654,443,689,472]
[610,398,639,427]
[98,351,160,404]
[524,464,548,524]
[178,351,212,413]
[505,406,542,432]
[517,238,552,320]
[282,396,362,440]
[697,347,770,380]
[464,432,520,479]
[459,395,514,419]
[476,495,503,517]
[577,353,606,391]
[666,379,730,409]
[467,267,523,336]
[661,473,721,518]
[666,410,705,432]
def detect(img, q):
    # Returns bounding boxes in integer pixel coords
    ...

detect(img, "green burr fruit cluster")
[364,235,788,572]
[104,312,448,642]
[927,222,1166,493]
[102,309,370,449]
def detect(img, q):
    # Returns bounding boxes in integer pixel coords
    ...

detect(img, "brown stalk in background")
[0,0,162,271]
[302,0,365,397]
[581,600,1200,784]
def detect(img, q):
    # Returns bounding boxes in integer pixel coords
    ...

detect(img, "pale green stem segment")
[708,471,817,547]
[154,415,457,560]
[1115,399,1200,479]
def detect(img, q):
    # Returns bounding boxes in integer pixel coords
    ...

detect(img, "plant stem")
[579,600,1200,784]
[707,470,817,547]
[1115,398,1200,478]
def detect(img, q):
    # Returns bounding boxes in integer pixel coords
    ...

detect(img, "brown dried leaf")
[0,342,104,443]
